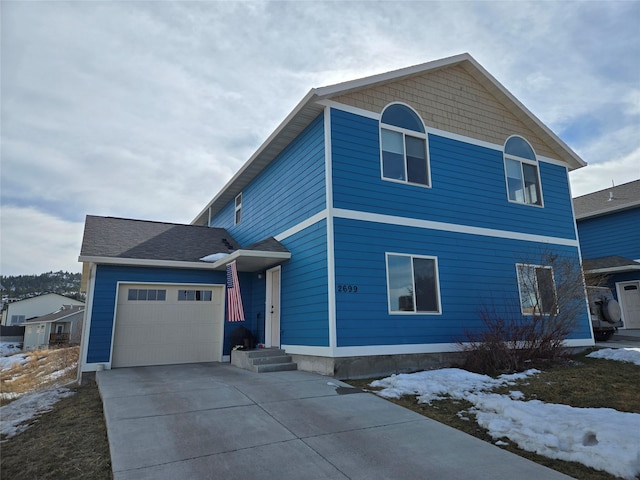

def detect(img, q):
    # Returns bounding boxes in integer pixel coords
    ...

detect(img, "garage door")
[112,283,224,368]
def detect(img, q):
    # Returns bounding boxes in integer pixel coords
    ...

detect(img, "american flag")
[226,260,245,322]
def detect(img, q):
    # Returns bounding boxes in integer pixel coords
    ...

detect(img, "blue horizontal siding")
[333,217,590,347]
[211,113,326,246]
[331,108,576,240]
[279,220,329,347]
[86,265,247,363]
[577,208,640,260]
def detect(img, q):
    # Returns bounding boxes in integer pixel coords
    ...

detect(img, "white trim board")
[274,210,328,242]
[333,208,579,247]
[282,337,593,358]
[324,107,338,350]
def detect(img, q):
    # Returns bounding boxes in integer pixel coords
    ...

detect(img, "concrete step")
[231,348,297,373]
[251,355,293,366]
[244,348,286,358]
[255,362,298,373]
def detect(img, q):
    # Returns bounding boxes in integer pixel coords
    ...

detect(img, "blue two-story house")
[78,54,593,378]
[574,180,640,330]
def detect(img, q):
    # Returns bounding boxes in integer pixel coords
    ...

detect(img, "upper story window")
[504,136,542,206]
[380,103,430,187]
[234,193,242,225]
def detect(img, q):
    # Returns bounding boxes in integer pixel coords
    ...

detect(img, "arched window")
[504,136,542,206]
[380,103,430,187]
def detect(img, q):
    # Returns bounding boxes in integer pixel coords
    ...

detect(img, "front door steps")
[231,348,297,373]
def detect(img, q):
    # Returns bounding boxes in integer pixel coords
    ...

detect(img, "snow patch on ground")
[0,353,30,371]
[371,365,640,479]
[0,342,23,356]
[587,347,640,366]
[0,387,74,440]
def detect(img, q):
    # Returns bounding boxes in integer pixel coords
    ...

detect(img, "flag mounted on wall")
[226,260,245,322]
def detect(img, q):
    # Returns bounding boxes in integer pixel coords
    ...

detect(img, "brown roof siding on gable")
[332,65,557,159]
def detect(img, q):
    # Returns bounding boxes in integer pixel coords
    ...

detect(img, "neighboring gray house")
[1,293,84,326]
[23,305,85,350]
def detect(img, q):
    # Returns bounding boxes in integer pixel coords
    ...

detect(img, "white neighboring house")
[1,293,84,326]
[22,305,85,350]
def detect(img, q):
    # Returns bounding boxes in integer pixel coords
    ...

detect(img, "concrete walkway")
[96,363,573,480]
[597,328,640,349]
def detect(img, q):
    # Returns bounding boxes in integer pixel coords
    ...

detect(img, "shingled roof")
[24,305,85,324]
[80,216,240,263]
[573,179,640,220]
[79,215,291,271]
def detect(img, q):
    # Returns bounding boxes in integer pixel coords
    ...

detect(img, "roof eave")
[78,256,223,270]
[575,200,640,220]
[585,265,640,274]
[192,89,322,225]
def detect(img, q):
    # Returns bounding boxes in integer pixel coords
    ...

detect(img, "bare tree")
[461,250,588,374]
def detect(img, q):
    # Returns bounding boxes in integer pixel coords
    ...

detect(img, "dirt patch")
[0,380,112,479]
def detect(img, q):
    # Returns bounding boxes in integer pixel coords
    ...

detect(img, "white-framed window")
[386,253,441,314]
[380,103,430,187]
[10,315,25,325]
[516,264,557,315]
[234,192,242,225]
[504,136,542,206]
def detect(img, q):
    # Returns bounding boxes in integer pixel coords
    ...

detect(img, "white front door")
[266,267,281,347]
[619,281,640,329]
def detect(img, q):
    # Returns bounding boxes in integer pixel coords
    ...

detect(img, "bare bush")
[461,251,587,374]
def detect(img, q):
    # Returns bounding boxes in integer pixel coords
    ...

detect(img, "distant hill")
[1,271,84,302]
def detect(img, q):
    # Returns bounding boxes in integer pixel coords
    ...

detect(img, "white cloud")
[0,206,85,275]
[1,1,639,274]
[570,147,640,197]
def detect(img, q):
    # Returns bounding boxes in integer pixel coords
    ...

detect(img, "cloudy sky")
[1,1,639,276]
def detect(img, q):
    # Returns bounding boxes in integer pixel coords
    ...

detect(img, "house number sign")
[337,285,358,293]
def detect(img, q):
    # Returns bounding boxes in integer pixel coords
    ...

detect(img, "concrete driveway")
[96,363,573,480]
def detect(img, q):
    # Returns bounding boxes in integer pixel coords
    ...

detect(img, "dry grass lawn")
[1,347,80,406]
[1,380,112,480]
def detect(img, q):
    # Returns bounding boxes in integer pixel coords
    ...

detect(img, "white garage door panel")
[112,284,224,368]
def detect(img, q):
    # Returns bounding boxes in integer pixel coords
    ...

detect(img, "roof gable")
[193,53,585,226]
